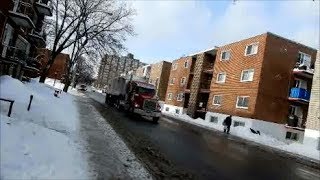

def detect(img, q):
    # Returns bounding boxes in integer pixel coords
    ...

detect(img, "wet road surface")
[86,91,320,180]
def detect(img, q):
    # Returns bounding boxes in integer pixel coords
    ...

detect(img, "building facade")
[135,64,151,80]
[0,0,52,79]
[95,53,146,89]
[37,48,70,80]
[305,51,320,149]
[163,32,317,143]
[148,61,171,101]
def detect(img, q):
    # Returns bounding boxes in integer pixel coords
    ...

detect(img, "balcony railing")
[285,115,305,131]
[9,0,36,29]
[289,88,310,101]
[35,0,53,16]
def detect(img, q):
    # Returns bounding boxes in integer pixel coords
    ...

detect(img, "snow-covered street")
[0,76,150,179]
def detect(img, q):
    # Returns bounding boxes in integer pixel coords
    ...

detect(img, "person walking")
[223,115,232,134]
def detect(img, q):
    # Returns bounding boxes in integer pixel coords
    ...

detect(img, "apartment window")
[180,77,186,85]
[245,43,258,56]
[234,121,245,127]
[298,52,311,66]
[170,78,175,85]
[236,96,249,109]
[213,95,222,105]
[221,50,231,61]
[172,63,178,70]
[167,93,173,100]
[240,69,254,82]
[184,61,188,68]
[165,107,169,111]
[216,72,226,83]
[177,93,184,101]
[285,132,299,141]
[210,116,218,123]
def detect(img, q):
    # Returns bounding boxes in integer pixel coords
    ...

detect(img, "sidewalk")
[74,93,152,179]
[162,113,320,170]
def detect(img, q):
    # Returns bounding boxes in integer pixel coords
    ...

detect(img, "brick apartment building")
[148,61,171,101]
[95,53,146,89]
[37,48,70,80]
[164,49,216,117]
[0,0,52,79]
[163,32,317,143]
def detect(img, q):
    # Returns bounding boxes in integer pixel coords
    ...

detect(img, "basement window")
[210,116,218,123]
[285,132,299,141]
[175,109,180,114]
[165,107,169,111]
[234,121,245,127]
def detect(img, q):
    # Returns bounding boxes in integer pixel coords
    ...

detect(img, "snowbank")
[162,112,320,161]
[0,76,91,179]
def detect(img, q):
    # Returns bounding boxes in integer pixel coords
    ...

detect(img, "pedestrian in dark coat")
[223,115,232,134]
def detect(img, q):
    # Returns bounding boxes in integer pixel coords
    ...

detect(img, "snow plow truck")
[105,75,161,123]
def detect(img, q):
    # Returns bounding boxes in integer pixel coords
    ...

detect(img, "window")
[172,63,178,70]
[180,77,186,85]
[184,61,188,68]
[240,69,254,82]
[234,121,245,127]
[286,132,299,141]
[167,93,173,100]
[245,43,258,56]
[298,52,311,66]
[165,107,169,111]
[210,116,218,123]
[236,96,249,109]
[170,78,175,85]
[177,93,184,101]
[213,95,222,105]
[175,109,180,114]
[216,72,226,83]
[221,50,231,61]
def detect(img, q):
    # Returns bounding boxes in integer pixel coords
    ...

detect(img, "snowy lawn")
[0,76,91,179]
[163,112,320,161]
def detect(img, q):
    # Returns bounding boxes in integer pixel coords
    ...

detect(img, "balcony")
[285,115,305,131]
[293,61,314,79]
[203,68,213,74]
[288,88,310,104]
[34,0,53,16]
[9,1,35,29]
[28,30,46,46]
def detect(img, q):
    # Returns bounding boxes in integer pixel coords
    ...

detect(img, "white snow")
[162,112,320,161]
[0,76,92,179]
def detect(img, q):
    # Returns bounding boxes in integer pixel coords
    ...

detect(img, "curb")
[162,114,320,170]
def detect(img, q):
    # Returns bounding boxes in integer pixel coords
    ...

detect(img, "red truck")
[105,75,161,123]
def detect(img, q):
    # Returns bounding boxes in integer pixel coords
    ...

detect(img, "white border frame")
[244,42,259,56]
[216,72,226,83]
[220,50,231,61]
[236,96,249,109]
[240,69,254,82]
[212,95,222,106]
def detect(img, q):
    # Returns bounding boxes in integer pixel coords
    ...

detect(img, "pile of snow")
[163,112,320,161]
[0,76,91,179]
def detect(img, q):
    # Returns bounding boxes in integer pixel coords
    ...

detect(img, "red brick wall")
[207,33,267,118]
[165,57,191,107]
[254,33,317,123]
[38,49,70,80]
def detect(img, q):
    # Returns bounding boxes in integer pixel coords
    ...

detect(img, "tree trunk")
[39,71,48,83]
[63,79,71,92]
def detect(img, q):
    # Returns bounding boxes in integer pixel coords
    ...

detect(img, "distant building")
[149,61,172,101]
[135,64,151,80]
[95,53,146,89]
[37,48,70,80]
[0,0,52,79]
[305,51,320,150]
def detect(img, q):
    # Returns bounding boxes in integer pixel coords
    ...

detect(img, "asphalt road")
[86,91,320,180]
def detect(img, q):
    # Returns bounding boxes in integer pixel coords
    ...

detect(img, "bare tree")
[73,56,95,86]
[39,0,134,85]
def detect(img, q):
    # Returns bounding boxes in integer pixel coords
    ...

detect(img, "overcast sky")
[124,0,320,64]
